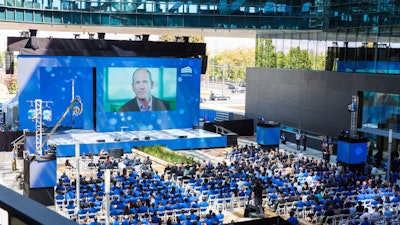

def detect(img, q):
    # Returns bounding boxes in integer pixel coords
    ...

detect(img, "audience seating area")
[55,153,228,225]
[54,144,400,225]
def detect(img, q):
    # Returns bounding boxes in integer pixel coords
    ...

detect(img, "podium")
[256,122,280,147]
[337,137,368,164]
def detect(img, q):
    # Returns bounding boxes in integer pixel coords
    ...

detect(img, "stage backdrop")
[18,56,202,132]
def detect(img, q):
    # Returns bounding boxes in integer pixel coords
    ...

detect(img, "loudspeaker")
[29,29,37,37]
[201,55,208,74]
[226,133,238,147]
[23,185,54,206]
[144,136,150,140]
[0,112,4,124]
[5,51,14,74]
[109,148,124,159]
[244,204,256,217]
[133,137,139,141]
[142,34,149,42]
[29,36,40,50]
[97,139,105,142]
[98,32,105,39]
[178,135,187,139]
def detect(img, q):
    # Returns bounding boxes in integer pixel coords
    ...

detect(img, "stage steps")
[215,111,233,121]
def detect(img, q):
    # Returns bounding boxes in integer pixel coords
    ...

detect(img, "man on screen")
[119,68,170,112]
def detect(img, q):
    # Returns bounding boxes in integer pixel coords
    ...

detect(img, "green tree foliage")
[0,51,5,68]
[255,38,276,67]
[255,38,327,71]
[8,82,18,94]
[209,47,255,82]
[276,52,285,68]
[137,145,197,164]
[159,35,205,43]
[285,47,311,69]
[309,51,326,70]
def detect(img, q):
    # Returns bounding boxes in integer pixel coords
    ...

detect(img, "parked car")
[228,84,236,89]
[231,86,246,93]
[210,93,230,100]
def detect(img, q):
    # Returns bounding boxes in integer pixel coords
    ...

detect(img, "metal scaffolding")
[350,95,359,139]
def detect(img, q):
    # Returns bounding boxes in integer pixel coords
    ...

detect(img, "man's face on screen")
[132,69,153,102]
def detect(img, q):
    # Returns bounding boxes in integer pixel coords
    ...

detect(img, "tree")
[285,47,311,69]
[8,82,17,94]
[309,51,326,71]
[158,35,205,43]
[0,51,5,69]
[209,47,255,82]
[255,38,276,68]
[5,74,17,94]
[276,52,285,68]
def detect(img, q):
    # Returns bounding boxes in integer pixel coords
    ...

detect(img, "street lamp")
[221,65,230,95]
[386,129,393,184]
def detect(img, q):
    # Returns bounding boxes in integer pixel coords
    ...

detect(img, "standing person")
[295,132,301,150]
[280,133,287,145]
[374,151,383,168]
[287,210,298,225]
[252,178,264,215]
[328,136,334,157]
[11,148,17,171]
[302,133,307,151]
[119,68,170,112]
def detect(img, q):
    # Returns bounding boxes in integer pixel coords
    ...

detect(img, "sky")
[0,30,255,52]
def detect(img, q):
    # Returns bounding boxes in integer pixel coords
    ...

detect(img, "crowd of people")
[55,138,400,225]
[56,151,227,225]
[226,142,400,225]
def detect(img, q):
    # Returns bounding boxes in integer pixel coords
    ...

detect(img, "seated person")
[99,148,108,158]
[65,159,73,168]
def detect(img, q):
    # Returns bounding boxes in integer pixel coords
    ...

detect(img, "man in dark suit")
[119,68,170,112]
[252,178,264,215]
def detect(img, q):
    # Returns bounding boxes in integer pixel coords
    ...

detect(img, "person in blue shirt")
[89,217,100,225]
[199,197,209,214]
[110,204,121,217]
[66,200,76,215]
[215,210,224,224]
[121,215,131,225]
[188,209,197,221]
[111,216,120,225]
[204,214,214,225]
[177,210,188,222]
[77,204,88,220]
[151,212,161,224]
[287,211,298,225]
[360,217,371,225]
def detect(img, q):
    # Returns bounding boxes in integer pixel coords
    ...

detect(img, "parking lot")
[200,81,245,114]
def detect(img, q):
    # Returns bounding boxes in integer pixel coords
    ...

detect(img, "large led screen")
[18,56,202,132]
[103,67,177,112]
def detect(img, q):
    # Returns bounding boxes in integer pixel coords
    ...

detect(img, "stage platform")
[30,128,228,157]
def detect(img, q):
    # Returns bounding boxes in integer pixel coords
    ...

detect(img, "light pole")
[221,67,225,95]
[386,129,393,184]
[75,142,80,220]
[104,169,111,225]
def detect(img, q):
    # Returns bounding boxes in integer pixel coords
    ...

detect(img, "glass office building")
[1,0,399,133]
